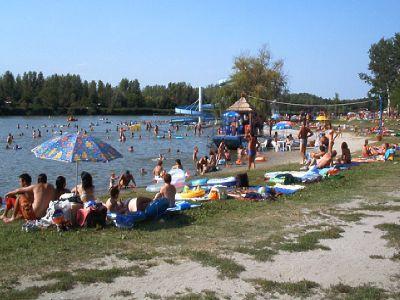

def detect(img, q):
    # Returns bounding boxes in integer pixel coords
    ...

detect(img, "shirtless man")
[153,160,164,177]
[317,131,337,169]
[3,173,55,223]
[1,173,33,220]
[247,132,260,170]
[298,123,313,164]
[118,170,136,189]
[154,173,176,208]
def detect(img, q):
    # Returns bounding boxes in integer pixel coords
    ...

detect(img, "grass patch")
[369,255,385,259]
[375,223,400,249]
[329,212,371,222]
[279,226,344,252]
[0,265,146,299]
[112,290,133,297]
[145,292,162,299]
[249,278,320,297]
[392,252,400,261]
[359,204,400,212]
[328,283,387,299]
[183,250,245,279]
[234,246,277,262]
[165,290,219,300]
[119,249,160,261]
[164,258,179,265]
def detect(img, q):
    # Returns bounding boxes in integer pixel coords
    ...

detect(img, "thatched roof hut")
[226,96,254,112]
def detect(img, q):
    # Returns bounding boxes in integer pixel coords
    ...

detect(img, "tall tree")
[229,45,287,116]
[359,33,400,110]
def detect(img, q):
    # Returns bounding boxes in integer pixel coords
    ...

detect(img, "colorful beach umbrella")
[273,122,293,130]
[32,132,122,190]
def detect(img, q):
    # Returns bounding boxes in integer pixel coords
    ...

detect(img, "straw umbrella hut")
[226,95,254,113]
[226,95,255,135]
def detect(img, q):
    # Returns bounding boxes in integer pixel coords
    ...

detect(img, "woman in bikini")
[72,171,96,202]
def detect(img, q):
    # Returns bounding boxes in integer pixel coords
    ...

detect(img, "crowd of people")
[1,168,177,225]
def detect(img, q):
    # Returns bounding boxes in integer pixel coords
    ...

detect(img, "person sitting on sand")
[3,173,55,223]
[224,147,231,162]
[72,171,95,202]
[118,170,136,189]
[154,173,176,208]
[207,150,217,172]
[317,132,337,169]
[362,139,378,157]
[384,145,396,161]
[54,176,71,200]
[172,159,183,170]
[153,160,164,177]
[105,186,126,214]
[306,145,327,168]
[285,134,294,150]
[196,156,208,175]
[337,142,351,164]
[1,173,33,221]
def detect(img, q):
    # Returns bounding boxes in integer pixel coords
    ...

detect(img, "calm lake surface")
[0,115,214,195]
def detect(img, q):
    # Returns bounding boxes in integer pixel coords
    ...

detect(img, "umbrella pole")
[75,161,79,195]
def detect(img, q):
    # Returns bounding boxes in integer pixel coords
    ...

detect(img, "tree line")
[1,38,392,117]
[0,71,199,115]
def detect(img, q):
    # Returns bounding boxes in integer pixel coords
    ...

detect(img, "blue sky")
[0,0,399,99]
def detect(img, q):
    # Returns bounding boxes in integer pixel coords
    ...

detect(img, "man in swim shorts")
[0,173,33,220]
[3,173,55,223]
[247,132,260,170]
[298,122,313,164]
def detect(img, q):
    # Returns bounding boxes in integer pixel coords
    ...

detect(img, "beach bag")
[59,193,83,204]
[76,203,107,228]
[236,173,249,188]
[144,198,169,219]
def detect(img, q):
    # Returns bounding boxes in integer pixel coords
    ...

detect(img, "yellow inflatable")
[180,186,205,199]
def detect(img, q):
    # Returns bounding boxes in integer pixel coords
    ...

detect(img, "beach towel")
[267,184,305,195]
[144,198,169,219]
[167,201,201,212]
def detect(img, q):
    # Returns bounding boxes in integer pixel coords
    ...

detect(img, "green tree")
[229,45,287,116]
[359,33,400,110]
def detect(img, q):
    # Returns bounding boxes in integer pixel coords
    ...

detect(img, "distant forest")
[0,70,373,116]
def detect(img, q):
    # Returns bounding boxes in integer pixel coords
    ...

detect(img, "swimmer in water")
[140,168,147,175]
[128,146,134,152]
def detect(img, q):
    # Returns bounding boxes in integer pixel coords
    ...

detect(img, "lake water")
[0,115,214,195]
